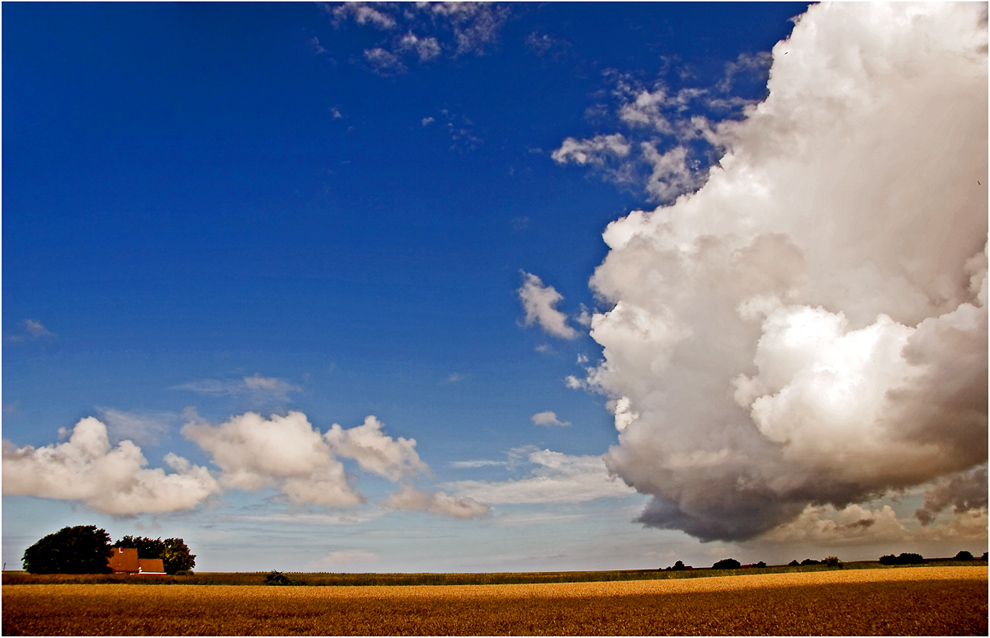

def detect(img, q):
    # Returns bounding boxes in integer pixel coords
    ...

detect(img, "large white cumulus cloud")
[2,417,219,514]
[585,3,988,541]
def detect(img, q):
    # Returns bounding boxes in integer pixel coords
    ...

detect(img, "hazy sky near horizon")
[3,2,987,573]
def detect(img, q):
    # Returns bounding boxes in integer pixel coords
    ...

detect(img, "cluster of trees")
[786,556,841,567]
[879,552,925,565]
[21,526,195,575]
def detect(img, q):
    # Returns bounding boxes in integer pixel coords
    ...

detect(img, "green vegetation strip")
[3,560,985,587]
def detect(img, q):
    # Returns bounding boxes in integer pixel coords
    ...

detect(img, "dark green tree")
[161,538,196,574]
[112,536,196,574]
[953,550,974,561]
[712,558,741,570]
[22,526,112,574]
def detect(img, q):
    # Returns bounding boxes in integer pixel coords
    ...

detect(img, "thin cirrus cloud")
[4,318,55,343]
[170,374,300,402]
[574,3,987,543]
[381,485,490,519]
[517,271,579,340]
[95,407,172,447]
[442,446,637,505]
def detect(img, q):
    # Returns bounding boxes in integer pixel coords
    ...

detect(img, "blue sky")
[4,2,987,573]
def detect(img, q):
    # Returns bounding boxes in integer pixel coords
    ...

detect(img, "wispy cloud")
[329,2,509,76]
[450,459,505,469]
[381,485,489,519]
[443,446,636,505]
[5,318,56,343]
[96,407,172,446]
[170,374,300,402]
[309,549,380,568]
[551,49,776,203]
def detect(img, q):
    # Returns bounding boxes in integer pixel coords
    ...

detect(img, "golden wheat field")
[2,566,986,636]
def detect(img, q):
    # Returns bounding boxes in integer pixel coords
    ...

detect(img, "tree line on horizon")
[20,525,195,575]
[662,550,987,572]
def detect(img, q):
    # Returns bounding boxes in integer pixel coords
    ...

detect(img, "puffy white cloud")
[182,412,429,506]
[382,485,489,519]
[182,411,362,506]
[2,417,219,514]
[518,271,579,339]
[443,447,637,505]
[531,411,570,427]
[577,3,987,542]
[323,415,427,482]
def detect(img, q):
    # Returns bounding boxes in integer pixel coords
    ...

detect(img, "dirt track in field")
[3,566,986,635]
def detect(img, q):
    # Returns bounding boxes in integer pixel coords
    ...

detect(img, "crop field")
[3,566,986,635]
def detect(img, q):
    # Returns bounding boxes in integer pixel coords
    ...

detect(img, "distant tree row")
[22,526,195,575]
[663,550,986,572]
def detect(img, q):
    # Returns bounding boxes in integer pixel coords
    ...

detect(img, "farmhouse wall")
[107,547,165,574]
[108,547,139,573]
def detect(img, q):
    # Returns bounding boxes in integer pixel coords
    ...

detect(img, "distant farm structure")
[107,547,165,575]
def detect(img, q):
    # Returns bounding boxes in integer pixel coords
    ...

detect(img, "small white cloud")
[364,47,406,75]
[564,375,586,390]
[398,32,441,61]
[518,271,579,340]
[552,134,631,166]
[421,116,435,126]
[382,485,489,519]
[532,411,571,427]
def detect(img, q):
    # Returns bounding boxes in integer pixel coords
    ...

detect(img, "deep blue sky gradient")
[3,2,814,572]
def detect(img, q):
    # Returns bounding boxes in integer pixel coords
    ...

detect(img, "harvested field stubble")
[2,567,986,636]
